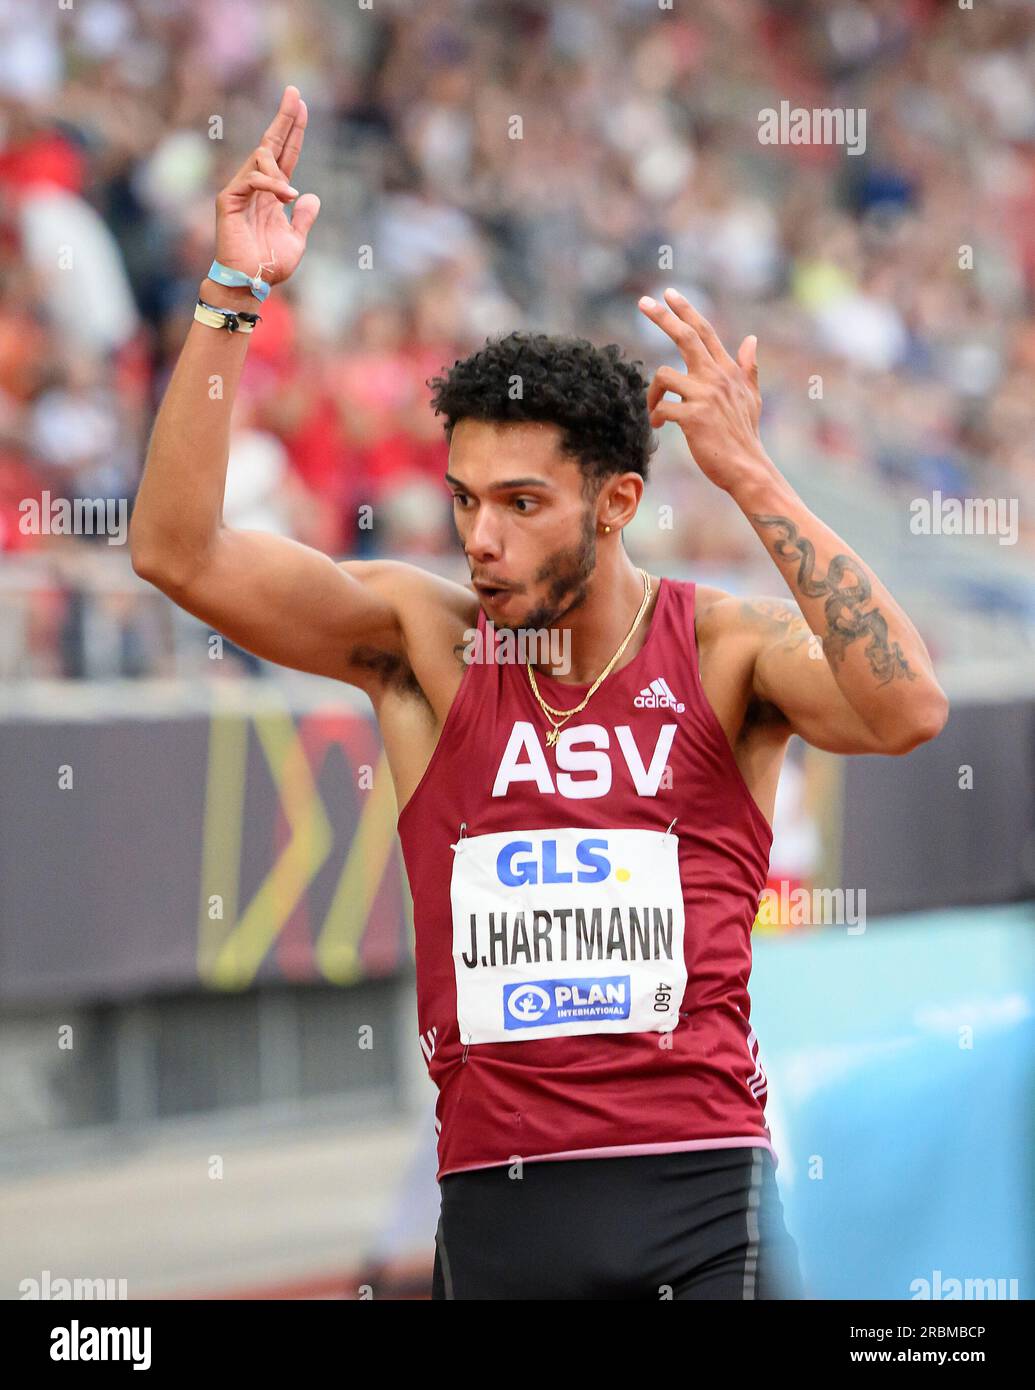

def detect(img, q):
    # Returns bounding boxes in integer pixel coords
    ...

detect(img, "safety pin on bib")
[452,822,471,1062]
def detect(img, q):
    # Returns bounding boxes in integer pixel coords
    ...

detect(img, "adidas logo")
[634,677,685,713]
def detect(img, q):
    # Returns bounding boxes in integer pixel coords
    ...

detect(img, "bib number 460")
[654,982,674,1014]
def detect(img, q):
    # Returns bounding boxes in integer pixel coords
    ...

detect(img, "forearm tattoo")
[751,515,914,685]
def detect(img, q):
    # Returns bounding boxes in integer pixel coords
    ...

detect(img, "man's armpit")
[451,638,475,671]
[347,644,430,704]
[741,691,793,736]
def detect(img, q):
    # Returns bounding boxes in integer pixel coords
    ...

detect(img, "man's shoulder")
[691,582,733,622]
[338,557,480,628]
[687,584,801,742]
[337,557,479,711]
[693,584,804,638]
[689,585,811,677]
[687,583,741,646]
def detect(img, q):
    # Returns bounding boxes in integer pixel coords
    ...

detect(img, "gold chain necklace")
[527,568,652,747]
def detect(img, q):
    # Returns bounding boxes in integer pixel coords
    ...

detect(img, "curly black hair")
[427,331,655,489]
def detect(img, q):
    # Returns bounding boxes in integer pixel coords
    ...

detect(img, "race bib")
[450,826,686,1045]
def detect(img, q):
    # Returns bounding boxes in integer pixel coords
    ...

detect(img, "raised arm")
[129,85,460,691]
[639,288,949,756]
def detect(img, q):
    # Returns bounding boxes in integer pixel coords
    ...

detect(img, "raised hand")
[638,288,765,493]
[213,84,321,288]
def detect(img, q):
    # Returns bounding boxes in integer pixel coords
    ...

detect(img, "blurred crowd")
[1,0,1034,677]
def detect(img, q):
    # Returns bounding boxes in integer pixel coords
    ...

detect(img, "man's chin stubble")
[519,583,589,633]
[506,548,595,632]
[478,508,597,633]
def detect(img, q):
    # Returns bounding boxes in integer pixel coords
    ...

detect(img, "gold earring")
[603,524,611,534]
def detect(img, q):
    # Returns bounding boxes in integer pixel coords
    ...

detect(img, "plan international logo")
[504,975,632,1030]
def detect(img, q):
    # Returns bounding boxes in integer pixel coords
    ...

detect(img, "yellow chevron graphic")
[197,701,248,981]
[315,748,397,983]
[199,700,332,988]
[198,698,402,989]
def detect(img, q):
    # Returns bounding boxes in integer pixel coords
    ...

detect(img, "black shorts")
[432,1145,804,1300]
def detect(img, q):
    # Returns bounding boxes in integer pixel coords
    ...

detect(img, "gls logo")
[497,837,610,886]
[492,721,676,799]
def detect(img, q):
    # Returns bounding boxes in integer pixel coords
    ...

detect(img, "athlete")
[131,87,949,1300]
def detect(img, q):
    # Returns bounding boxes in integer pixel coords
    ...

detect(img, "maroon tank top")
[397,577,777,1178]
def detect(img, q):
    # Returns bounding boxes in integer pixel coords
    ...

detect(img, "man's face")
[446,419,599,630]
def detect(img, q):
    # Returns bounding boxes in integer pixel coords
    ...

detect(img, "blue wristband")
[206,259,272,303]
